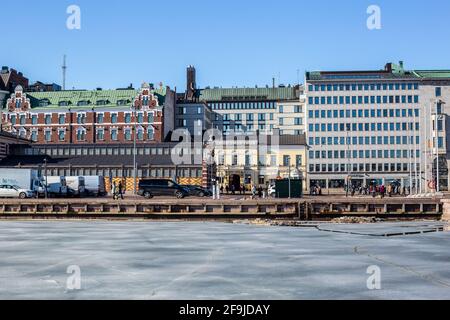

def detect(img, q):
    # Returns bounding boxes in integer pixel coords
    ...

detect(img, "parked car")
[181,185,212,197]
[138,179,189,199]
[0,185,35,199]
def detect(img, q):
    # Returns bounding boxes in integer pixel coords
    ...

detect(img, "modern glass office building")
[305,61,446,192]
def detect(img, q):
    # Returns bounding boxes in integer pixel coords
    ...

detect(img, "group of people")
[111,181,125,200]
[346,184,406,198]
[221,184,246,195]
[220,184,267,199]
[310,185,323,196]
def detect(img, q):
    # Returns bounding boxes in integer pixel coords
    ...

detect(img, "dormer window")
[77,100,89,106]
[96,100,109,106]
[117,100,128,106]
[59,101,70,107]
[39,99,50,107]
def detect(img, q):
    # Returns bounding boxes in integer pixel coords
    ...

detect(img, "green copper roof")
[198,87,299,102]
[414,70,450,79]
[25,88,167,109]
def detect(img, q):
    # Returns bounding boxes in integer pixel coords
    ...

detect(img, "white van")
[43,176,68,197]
[65,176,86,197]
[82,176,106,197]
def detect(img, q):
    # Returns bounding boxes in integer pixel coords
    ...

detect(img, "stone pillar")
[0,90,9,132]
[441,199,450,222]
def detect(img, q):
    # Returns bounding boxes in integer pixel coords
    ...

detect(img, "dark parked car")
[181,185,212,197]
[138,179,189,199]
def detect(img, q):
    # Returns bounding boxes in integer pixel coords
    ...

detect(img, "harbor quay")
[0,195,445,221]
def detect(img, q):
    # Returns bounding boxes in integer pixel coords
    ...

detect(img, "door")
[0,186,8,197]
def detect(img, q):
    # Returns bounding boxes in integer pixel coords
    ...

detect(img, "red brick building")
[1,83,176,145]
[0,66,29,92]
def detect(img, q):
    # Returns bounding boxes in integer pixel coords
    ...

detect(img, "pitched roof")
[414,70,450,79]
[197,87,299,102]
[25,88,167,110]
[0,154,181,167]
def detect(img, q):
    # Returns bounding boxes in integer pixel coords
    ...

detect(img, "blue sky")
[1,0,449,91]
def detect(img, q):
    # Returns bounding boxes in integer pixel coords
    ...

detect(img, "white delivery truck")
[43,176,68,197]
[82,176,106,197]
[0,168,42,196]
[65,176,86,197]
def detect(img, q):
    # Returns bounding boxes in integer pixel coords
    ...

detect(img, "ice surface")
[0,221,449,300]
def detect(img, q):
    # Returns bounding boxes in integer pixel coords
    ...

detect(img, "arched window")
[147,127,154,140]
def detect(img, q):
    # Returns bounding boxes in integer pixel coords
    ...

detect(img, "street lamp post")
[44,158,48,199]
[288,164,291,199]
[345,124,351,197]
[435,100,446,193]
[133,104,137,196]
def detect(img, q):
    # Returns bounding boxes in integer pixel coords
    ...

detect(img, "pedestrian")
[387,184,392,197]
[220,185,224,194]
[118,181,124,200]
[112,182,117,200]
[225,185,229,194]
[231,184,235,195]
[380,185,386,199]
[251,185,257,199]
[258,186,263,198]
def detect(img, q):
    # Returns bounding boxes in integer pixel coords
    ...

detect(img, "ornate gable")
[133,82,160,111]
[6,85,30,112]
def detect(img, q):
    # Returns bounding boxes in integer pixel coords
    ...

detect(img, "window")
[279,105,284,113]
[295,118,302,125]
[45,114,52,125]
[58,130,65,141]
[148,112,154,123]
[97,113,104,124]
[147,127,154,140]
[283,155,291,166]
[76,128,86,141]
[97,129,104,140]
[111,129,118,141]
[31,131,38,142]
[124,113,131,123]
[232,154,238,166]
[44,130,51,142]
[137,113,143,123]
[137,128,144,140]
[19,115,26,125]
[124,128,132,140]
[77,113,86,124]
[436,87,442,97]
[296,155,302,167]
[58,114,65,124]
[31,114,37,125]
[111,113,118,123]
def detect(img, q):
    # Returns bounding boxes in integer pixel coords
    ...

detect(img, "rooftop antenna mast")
[62,55,67,90]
